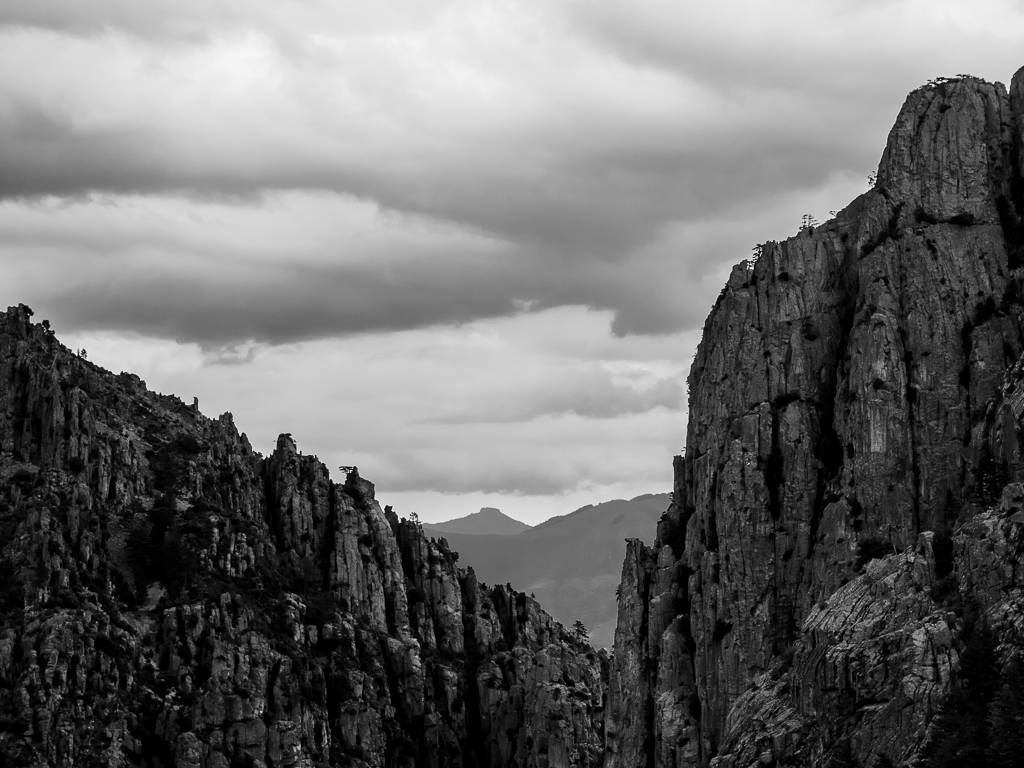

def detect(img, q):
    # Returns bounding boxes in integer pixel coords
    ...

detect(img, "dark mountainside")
[0,306,607,768]
[605,70,1024,767]
[426,496,668,650]
[423,508,531,536]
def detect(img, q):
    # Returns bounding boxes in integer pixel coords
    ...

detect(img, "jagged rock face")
[0,305,606,768]
[609,69,1024,767]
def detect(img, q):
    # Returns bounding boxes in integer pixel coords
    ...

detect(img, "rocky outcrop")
[0,304,606,768]
[608,69,1024,767]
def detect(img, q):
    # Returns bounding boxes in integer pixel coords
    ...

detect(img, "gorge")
[7,67,1024,767]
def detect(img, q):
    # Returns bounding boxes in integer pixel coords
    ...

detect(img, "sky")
[4,1,1024,524]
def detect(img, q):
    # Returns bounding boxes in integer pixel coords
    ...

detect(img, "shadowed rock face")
[0,305,607,768]
[607,69,1024,768]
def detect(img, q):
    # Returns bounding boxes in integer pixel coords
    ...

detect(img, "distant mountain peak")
[424,507,531,536]
[425,493,670,648]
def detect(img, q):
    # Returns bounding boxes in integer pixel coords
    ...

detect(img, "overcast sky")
[4,1,1024,524]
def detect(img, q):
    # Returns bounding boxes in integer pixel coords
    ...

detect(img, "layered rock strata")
[0,304,606,768]
[608,69,1024,766]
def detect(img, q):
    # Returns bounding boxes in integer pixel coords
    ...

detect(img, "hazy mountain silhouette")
[423,507,531,536]
[424,494,667,648]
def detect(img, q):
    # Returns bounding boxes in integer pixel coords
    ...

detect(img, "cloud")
[425,367,684,424]
[202,343,259,366]
[18,0,1024,511]
[3,1,1024,347]
[0,0,462,43]
[1,187,789,344]
[59,307,692,500]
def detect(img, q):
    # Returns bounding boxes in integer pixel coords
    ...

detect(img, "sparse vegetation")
[11,468,36,495]
[713,619,733,643]
[0,560,22,623]
[303,591,338,626]
[148,431,206,492]
[918,613,1024,768]
[825,738,861,768]
[660,510,688,557]
[571,620,589,645]
[974,445,1009,506]
[854,536,891,571]
[800,213,819,233]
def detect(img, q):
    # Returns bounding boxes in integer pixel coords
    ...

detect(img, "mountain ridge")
[0,304,606,768]
[423,506,530,536]
[532,494,664,532]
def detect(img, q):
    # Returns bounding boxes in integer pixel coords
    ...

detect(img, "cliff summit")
[605,68,1024,768]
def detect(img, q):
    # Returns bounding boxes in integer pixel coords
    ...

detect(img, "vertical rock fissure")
[996,193,1024,270]
[638,564,656,768]
[323,487,339,593]
[459,576,486,768]
[962,318,975,450]
[766,415,784,525]
[808,284,858,564]
[897,302,923,539]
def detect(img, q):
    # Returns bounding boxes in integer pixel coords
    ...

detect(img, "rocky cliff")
[607,69,1024,767]
[0,305,607,768]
